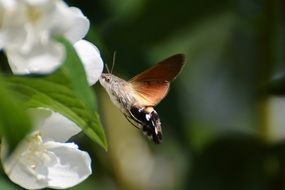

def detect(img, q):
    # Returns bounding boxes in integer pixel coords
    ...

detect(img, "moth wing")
[131,81,170,106]
[129,54,185,106]
[130,54,185,82]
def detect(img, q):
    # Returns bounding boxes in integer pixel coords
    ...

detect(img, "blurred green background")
[68,0,285,190]
[4,0,285,189]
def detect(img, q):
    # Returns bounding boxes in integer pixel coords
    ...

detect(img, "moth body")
[99,73,163,143]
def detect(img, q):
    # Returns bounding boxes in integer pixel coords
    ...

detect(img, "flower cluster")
[0,0,103,189]
[0,0,91,74]
[1,109,91,189]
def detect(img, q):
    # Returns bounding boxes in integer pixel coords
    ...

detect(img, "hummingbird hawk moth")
[99,54,185,144]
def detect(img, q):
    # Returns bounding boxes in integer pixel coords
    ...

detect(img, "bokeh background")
[68,0,285,190]
[3,0,285,189]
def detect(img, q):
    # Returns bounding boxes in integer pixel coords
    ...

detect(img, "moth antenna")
[105,64,110,73]
[111,51,116,74]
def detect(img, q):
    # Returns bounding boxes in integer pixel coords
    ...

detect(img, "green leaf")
[6,38,107,150]
[57,37,98,112]
[0,177,22,190]
[0,74,32,153]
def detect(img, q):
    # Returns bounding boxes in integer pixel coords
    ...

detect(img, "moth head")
[99,73,113,87]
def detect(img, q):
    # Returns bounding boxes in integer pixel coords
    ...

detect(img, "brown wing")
[129,54,185,106]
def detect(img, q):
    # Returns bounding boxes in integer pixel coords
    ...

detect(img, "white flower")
[1,109,92,189]
[0,0,92,75]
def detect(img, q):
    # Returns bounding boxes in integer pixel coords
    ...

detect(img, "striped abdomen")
[125,106,162,144]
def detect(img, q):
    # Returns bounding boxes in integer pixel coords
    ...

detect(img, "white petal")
[0,24,28,50]
[0,0,16,8]
[27,108,81,142]
[45,141,92,189]
[6,41,65,74]
[1,135,91,189]
[74,40,104,85]
[26,0,50,5]
[3,157,49,189]
[0,2,28,49]
[63,7,90,43]
[39,111,82,143]
[1,135,56,189]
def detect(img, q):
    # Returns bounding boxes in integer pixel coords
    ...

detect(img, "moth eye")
[105,77,110,82]
[102,75,110,82]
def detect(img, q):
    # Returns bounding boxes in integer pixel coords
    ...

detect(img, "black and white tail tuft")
[127,106,162,144]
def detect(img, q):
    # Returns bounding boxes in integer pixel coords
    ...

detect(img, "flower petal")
[2,155,49,189]
[39,111,82,143]
[63,7,90,44]
[74,40,104,85]
[0,1,28,49]
[6,41,65,74]
[1,135,54,190]
[1,136,91,189]
[45,141,92,189]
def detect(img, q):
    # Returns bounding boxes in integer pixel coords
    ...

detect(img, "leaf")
[6,38,107,150]
[57,37,98,112]
[0,177,22,190]
[0,74,32,154]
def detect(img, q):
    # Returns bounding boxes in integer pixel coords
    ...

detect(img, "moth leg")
[124,114,141,129]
